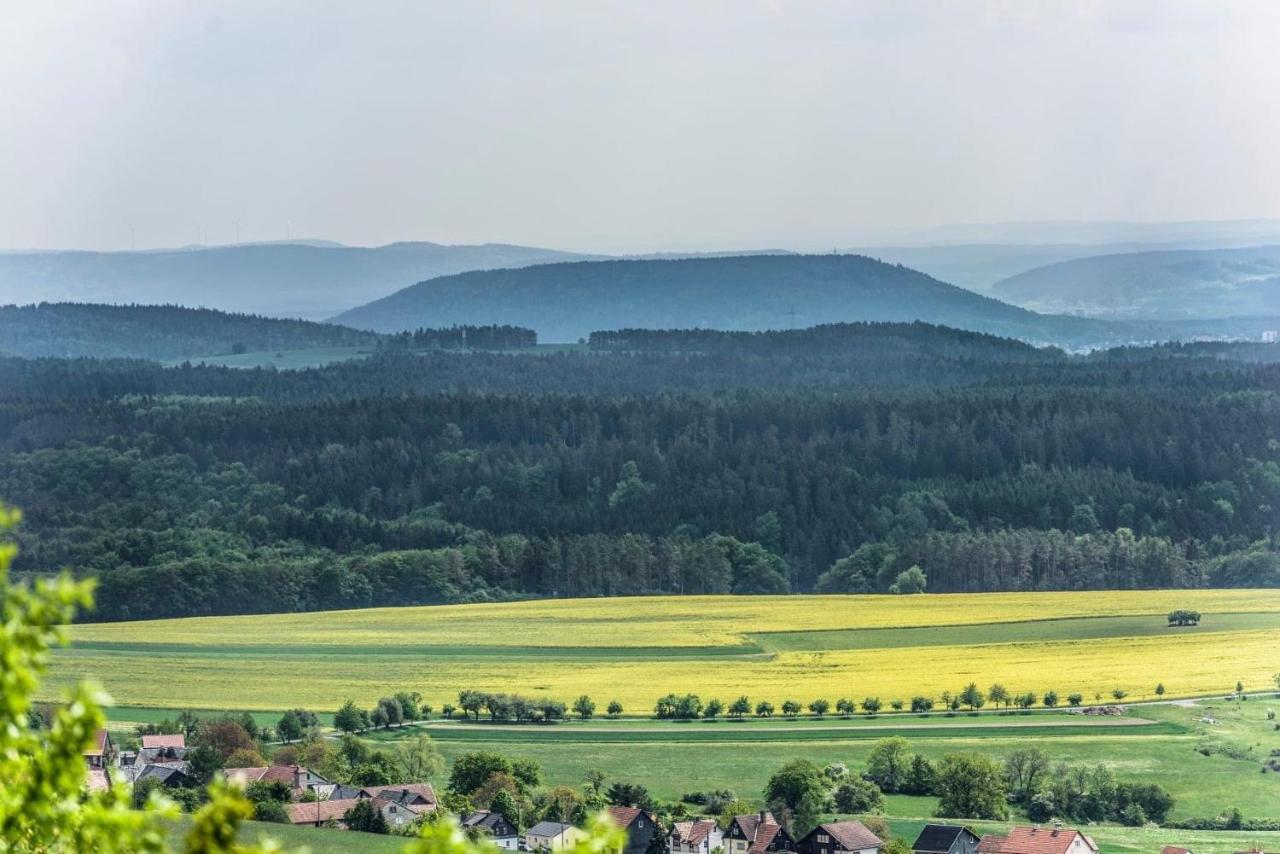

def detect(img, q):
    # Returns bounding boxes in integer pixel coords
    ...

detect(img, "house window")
[817,836,829,844]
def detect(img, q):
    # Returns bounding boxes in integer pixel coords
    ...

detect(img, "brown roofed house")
[797,821,884,854]
[725,811,796,854]
[670,819,724,854]
[976,827,1097,854]
[83,728,115,769]
[608,805,659,854]
[140,734,186,750]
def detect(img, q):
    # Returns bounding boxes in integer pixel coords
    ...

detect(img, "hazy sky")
[3,0,1280,252]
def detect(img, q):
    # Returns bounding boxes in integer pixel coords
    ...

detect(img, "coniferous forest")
[2,322,1277,621]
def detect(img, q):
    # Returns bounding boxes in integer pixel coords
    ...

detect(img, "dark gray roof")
[528,821,574,838]
[912,824,977,853]
[463,810,514,833]
[135,764,191,786]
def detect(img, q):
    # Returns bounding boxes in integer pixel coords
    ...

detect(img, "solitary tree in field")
[988,684,1009,709]
[442,703,456,719]
[729,696,751,719]
[1015,691,1037,711]
[607,700,623,717]
[781,700,801,718]
[808,698,830,718]
[1236,680,1245,696]
[756,700,775,717]
[862,697,882,716]
[1155,683,1165,699]
[1042,690,1058,708]
[1067,693,1083,707]
[890,699,904,711]
[1112,689,1128,702]
[703,698,724,720]
[573,695,596,720]
[835,698,855,717]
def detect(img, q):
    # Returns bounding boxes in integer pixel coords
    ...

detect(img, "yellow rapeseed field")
[50,590,1280,712]
[68,589,1280,648]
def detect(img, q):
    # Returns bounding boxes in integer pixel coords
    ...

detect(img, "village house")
[724,811,796,854]
[911,825,981,854]
[796,821,883,854]
[1160,847,1194,854]
[526,820,587,851]
[129,763,194,789]
[83,728,115,770]
[670,818,723,854]
[462,809,520,849]
[361,783,438,815]
[140,733,186,751]
[608,805,659,854]
[977,826,1098,854]
[222,764,332,800]
[137,733,187,765]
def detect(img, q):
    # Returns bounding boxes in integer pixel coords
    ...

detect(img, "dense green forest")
[0,302,380,360]
[2,322,1277,620]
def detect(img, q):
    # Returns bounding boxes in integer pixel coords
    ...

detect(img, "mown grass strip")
[387,719,1187,744]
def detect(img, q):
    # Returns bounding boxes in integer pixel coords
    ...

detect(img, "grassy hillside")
[0,302,380,359]
[0,241,593,317]
[992,245,1280,319]
[49,591,1280,711]
[332,254,1128,346]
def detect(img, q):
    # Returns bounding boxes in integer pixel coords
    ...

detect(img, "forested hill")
[0,241,594,318]
[332,253,1125,347]
[2,324,1278,621]
[992,244,1280,319]
[0,302,382,360]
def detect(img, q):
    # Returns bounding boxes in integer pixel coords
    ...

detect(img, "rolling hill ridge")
[332,253,1127,346]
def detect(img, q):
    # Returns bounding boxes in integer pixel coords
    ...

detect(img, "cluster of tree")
[1167,609,1202,626]
[334,692,431,732]
[761,737,1175,835]
[380,324,537,351]
[641,684,1132,722]
[1004,747,1174,826]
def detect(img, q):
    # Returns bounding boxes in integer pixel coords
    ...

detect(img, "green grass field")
[64,592,1280,851]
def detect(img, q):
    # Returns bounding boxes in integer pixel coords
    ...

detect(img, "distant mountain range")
[992,245,1280,319]
[0,303,379,360]
[0,242,596,319]
[333,253,1156,348]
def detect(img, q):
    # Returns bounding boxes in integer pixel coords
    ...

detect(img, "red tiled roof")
[141,734,186,750]
[608,806,645,828]
[730,812,785,854]
[673,820,717,846]
[986,827,1096,854]
[978,835,1008,854]
[222,766,270,784]
[1161,847,1192,854]
[84,728,110,757]
[285,797,371,825]
[260,765,305,784]
[86,768,111,792]
[819,821,883,851]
